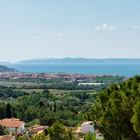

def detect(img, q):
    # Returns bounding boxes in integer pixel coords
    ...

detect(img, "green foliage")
[31,134,46,140]
[93,75,124,84]
[25,119,40,127]
[0,125,5,135]
[86,76,140,139]
[17,134,30,140]
[131,101,140,137]
[43,129,48,136]
[43,89,50,94]
[6,103,11,118]
[0,79,101,127]
[78,132,86,138]
[40,117,56,126]
[48,121,76,140]
[3,129,10,135]
[47,121,67,140]
[85,133,97,140]
[85,132,92,140]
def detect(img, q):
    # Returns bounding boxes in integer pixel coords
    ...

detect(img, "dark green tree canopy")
[6,103,11,118]
[86,75,140,140]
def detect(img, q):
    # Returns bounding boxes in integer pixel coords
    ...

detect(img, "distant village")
[0,72,126,82]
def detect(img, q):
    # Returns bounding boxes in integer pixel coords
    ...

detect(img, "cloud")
[69,27,74,31]
[94,24,116,31]
[132,25,139,30]
[29,36,39,40]
[56,32,64,37]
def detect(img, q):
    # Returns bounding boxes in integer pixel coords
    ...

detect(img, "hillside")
[0,65,17,73]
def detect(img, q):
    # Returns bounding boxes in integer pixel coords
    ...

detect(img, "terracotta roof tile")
[0,118,24,128]
[0,121,23,128]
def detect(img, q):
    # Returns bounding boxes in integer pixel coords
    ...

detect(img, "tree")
[131,101,140,137]
[0,104,6,119]
[54,102,56,112]
[43,89,50,94]
[85,132,92,140]
[66,128,75,140]
[6,103,11,118]
[31,134,46,140]
[43,89,50,99]
[48,121,77,140]
[86,76,140,140]
[0,125,5,135]
[48,121,66,140]
[40,117,56,126]
[44,128,48,136]
[17,134,30,140]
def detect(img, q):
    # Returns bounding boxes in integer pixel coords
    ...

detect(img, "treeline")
[86,75,140,139]
[21,82,107,91]
[93,75,124,83]
[0,88,29,98]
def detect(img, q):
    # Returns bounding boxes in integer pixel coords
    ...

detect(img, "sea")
[5,63,140,77]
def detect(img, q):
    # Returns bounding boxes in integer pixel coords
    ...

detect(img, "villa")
[0,117,25,134]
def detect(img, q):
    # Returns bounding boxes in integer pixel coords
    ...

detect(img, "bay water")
[5,63,140,77]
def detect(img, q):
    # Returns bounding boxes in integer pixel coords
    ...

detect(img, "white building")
[0,117,25,134]
[78,83,103,86]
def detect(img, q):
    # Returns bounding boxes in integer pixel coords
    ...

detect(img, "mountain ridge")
[16,58,140,64]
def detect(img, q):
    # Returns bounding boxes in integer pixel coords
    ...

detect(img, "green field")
[13,89,95,96]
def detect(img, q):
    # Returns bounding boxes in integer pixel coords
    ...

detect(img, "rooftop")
[0,117,24,128]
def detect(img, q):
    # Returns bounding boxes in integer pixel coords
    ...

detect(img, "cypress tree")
[6,103,11,118]
[54,102,56,112]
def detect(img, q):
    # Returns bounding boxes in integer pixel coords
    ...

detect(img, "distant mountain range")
[1,58,140,65]
[0,65,17,73]
[16,58,140,64]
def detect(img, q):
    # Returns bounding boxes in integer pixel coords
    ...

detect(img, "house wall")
[7,127,16,131]
[7,123,25,134]
[19,123,25,134]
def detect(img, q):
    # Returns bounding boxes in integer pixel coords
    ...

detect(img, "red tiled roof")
[2,118,20,122]
[29,126,47,133]
[0,121,23,128]
[0,118,24,128]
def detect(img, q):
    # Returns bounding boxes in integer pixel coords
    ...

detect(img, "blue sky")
[0,0,140,62]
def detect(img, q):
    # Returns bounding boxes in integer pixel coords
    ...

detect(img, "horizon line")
[1,57,140,63]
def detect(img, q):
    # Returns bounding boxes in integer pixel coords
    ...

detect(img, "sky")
[0,0,140,62]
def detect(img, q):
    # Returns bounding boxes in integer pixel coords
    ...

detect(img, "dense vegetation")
[0,75,124,90]
[0,86,97,127]
[86,75,140,140]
